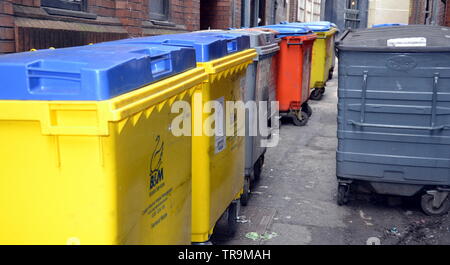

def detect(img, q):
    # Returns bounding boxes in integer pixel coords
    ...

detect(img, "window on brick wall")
[149,0,169,21]
[41,0,86,12]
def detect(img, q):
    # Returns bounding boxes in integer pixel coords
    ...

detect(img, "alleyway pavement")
[213,72,450,245]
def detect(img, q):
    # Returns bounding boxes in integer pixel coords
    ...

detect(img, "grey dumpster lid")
[228,29,278,48]
[195,29,278,49]
[336,25,450,52]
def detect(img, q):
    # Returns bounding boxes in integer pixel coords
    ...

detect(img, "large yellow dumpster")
[177,32,256,243]
[281,22,338,100]
[95,32,257,243]
[0,45,206,244]
[308,26,338,100]
[193,49,257,242]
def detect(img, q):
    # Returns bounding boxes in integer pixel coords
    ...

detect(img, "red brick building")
[0,0,201,54]
[409,0,449,26]
[0,0,291,54]
[200,0,293,29]
[200,0,242,29]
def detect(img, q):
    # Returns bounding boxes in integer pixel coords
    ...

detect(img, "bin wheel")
[253,154,265,182]
[337,184,350,206]
[310,88,324,101]
[224,202,238,237]
[421,193,450,216]
[241,176,251,206]
[292,110,309,126]
[302,103,313,117]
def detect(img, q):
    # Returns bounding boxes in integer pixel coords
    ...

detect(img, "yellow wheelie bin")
[281,22,338,100]
[0,44,206,244]
[104,32,257,243]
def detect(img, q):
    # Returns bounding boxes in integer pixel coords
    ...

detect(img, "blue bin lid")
[256,24,313,38]
[98,32,250,62]
[0,44,196,101]
[189,31,251,55]
[280,21,338,32]
[372,23,407,28]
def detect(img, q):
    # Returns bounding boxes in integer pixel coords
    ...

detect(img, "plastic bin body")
[241,30,279,178]
[261,25,316,113]
[239,30,280,179]
[193,50,255,242]
[196,29,280,181]
[0,45,206,244]
[283,22,338,88]
[190,34,256,242]
[101,33,257,242]
[309,28,338,88]
[336,25,450,195]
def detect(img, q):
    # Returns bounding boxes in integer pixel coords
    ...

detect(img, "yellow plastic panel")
[0,68,207,245]
[191,49,257,243]
[310,28,338,89]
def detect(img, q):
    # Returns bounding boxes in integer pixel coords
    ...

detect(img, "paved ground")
[213,73,450,245]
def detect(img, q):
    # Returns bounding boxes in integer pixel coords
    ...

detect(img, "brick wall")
[235,0,242,27]
[0,1,16,53]
[173,0,201,31]
[90,0,116,17]
[409,0,420,24]
[115,0,146,37]
[409,0,448,26]
[0,0,202,54]
[446,1,450,26]
[200,0,242,30]
[437,0,446,26]
[201,0,228,29]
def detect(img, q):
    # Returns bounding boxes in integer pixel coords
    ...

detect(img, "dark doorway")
[259,0,266,25]
[200,0,215,30]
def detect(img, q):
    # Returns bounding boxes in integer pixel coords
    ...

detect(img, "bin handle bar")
[360,71,368,123]
[335,29,352,57]
[353,72,447,131]
[335,29,352,44]
[287,42,303,46]
[348,120,450,131]
[431,73,439,128]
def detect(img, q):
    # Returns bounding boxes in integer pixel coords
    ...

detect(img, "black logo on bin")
[386,55,417,71]
[149,135,164,190]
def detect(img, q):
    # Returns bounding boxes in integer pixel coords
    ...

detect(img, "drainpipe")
[255,0,260,26]
[231,0,236,27]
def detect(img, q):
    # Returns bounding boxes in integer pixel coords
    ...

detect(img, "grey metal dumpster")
[236,29,280,205]
[336,25,450,215]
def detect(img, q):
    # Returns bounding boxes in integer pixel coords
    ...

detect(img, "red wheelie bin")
[260,25,316,126]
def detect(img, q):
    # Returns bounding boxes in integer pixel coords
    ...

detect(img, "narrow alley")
[213,73,450,245]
